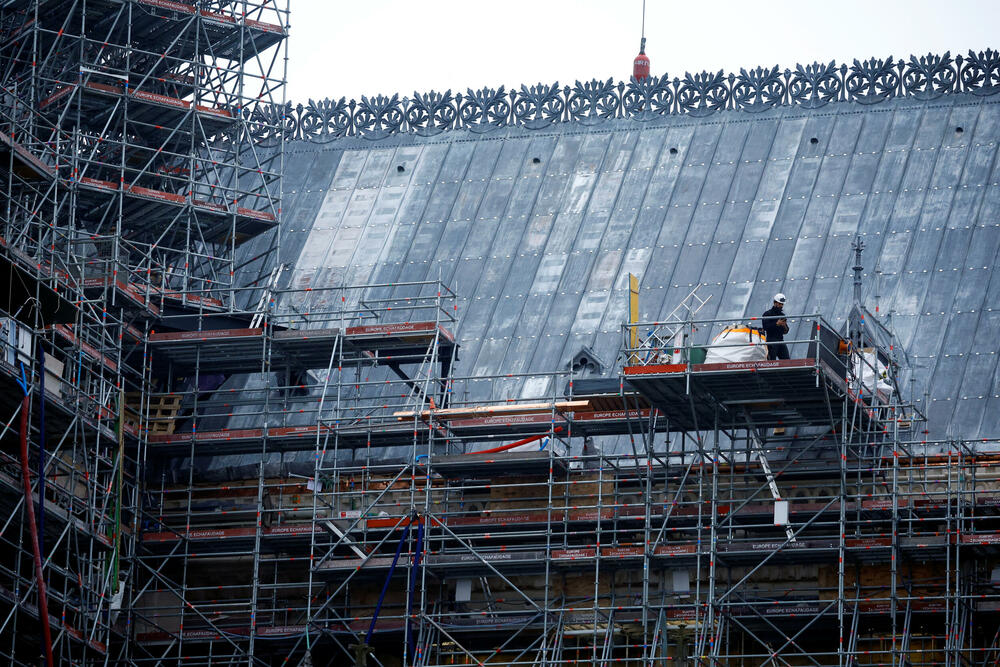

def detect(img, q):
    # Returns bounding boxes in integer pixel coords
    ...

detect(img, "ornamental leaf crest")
[354,94,404,140]
[247,101,294,146]
[513,82,564,129]
[902,52,956,100]
[676,70,730,117]
[845,56,899,105]
[298,97,351,142]
[958,49,1000,97]
[567,78,620,125]
[458,86,509,133]
[622,73,674,119]
[787,61,842,108]
[406,90,456,137]
[256,50,1000,143]
[732,65,785,112]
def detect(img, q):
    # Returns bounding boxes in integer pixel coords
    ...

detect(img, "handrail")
[620,312,835,366]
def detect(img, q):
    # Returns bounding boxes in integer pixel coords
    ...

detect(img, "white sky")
[285,0,998,103]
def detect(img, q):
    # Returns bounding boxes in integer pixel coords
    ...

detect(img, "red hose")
[470,426,564,455]
[18,395,54,666]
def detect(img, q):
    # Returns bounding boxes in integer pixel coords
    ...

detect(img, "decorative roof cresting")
[254,50,1000,144]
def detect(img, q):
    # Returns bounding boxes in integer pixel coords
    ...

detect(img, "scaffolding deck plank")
[134,594,987,645]
[0,353,128,444]
[430,451,566,476]
[145,422,419,453]
[40,81,235,128]
[624,358,865,429]
[80,278,226,315]
[144,408,674,453]
[313,530,998,578]
[0,460,115,550]
[311,537,881,576]
[142,496,994,548]
[0,583,107,653]
[0,132,57,181]
[394,399,589,421]
[71,176,277,244]
[23,0,286,62]
[148,321,455,373]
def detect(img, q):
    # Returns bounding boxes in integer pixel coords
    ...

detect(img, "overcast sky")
[284,0,998,103]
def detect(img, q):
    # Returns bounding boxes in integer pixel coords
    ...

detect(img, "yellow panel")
[628,273,639,364]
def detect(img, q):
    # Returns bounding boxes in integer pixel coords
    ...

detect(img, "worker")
[762,293,790,360]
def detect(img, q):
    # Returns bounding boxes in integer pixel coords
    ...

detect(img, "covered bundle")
[704,326,767,364]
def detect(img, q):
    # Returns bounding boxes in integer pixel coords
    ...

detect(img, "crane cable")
[642,0,646,43]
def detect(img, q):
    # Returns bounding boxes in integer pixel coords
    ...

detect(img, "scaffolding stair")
[748,422,796,542]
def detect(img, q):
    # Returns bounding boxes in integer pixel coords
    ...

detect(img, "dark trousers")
[767,342,790,361]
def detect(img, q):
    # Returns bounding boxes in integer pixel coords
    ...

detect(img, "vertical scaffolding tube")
[890,436,900,667]
[406,518,424,660]
[641,410,654,664]
[706,409,720,661]
[112,389,124,597]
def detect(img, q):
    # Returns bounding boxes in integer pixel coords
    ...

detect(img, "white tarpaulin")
[704,327,767,364]
[852,348,894,401]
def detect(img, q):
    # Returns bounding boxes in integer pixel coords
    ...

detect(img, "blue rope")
[365,518,411,645]
[15,361,29,396]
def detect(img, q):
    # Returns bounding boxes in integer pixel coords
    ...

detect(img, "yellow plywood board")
[628,273,639,364]
[393,400,589,421]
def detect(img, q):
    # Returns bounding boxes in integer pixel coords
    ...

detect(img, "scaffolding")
[0,3,997,665]
[119,274,999,665]
[0,0,287,663]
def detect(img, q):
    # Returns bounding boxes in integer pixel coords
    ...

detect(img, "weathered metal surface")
[265,86,1000,447]
[177,51,1000,482]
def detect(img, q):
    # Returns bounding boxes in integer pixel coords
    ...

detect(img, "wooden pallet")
[124,393,182,435]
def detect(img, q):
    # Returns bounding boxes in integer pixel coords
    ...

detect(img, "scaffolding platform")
[145,407,675,454]
[20,0,286,61]
[77,278,228,316]
[141,523,317,554]
[0,133,56,181]
[0,353,123,443]
[430,450,566,477]
[148,321,455,373]
[624,357,854,429]
[73,176,277,242]
[313,537,852,578]
[146,423,413,453]
[0,583,108,654]
[0,0,289,660]
[134,595,994,646]
[39,81,236,130]
[134,624,306,646]
[565,407,668,436]
[0,453,115,550]
[314,529,990,581]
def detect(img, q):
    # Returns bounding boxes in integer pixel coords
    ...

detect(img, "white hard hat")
[774,293,787,304]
